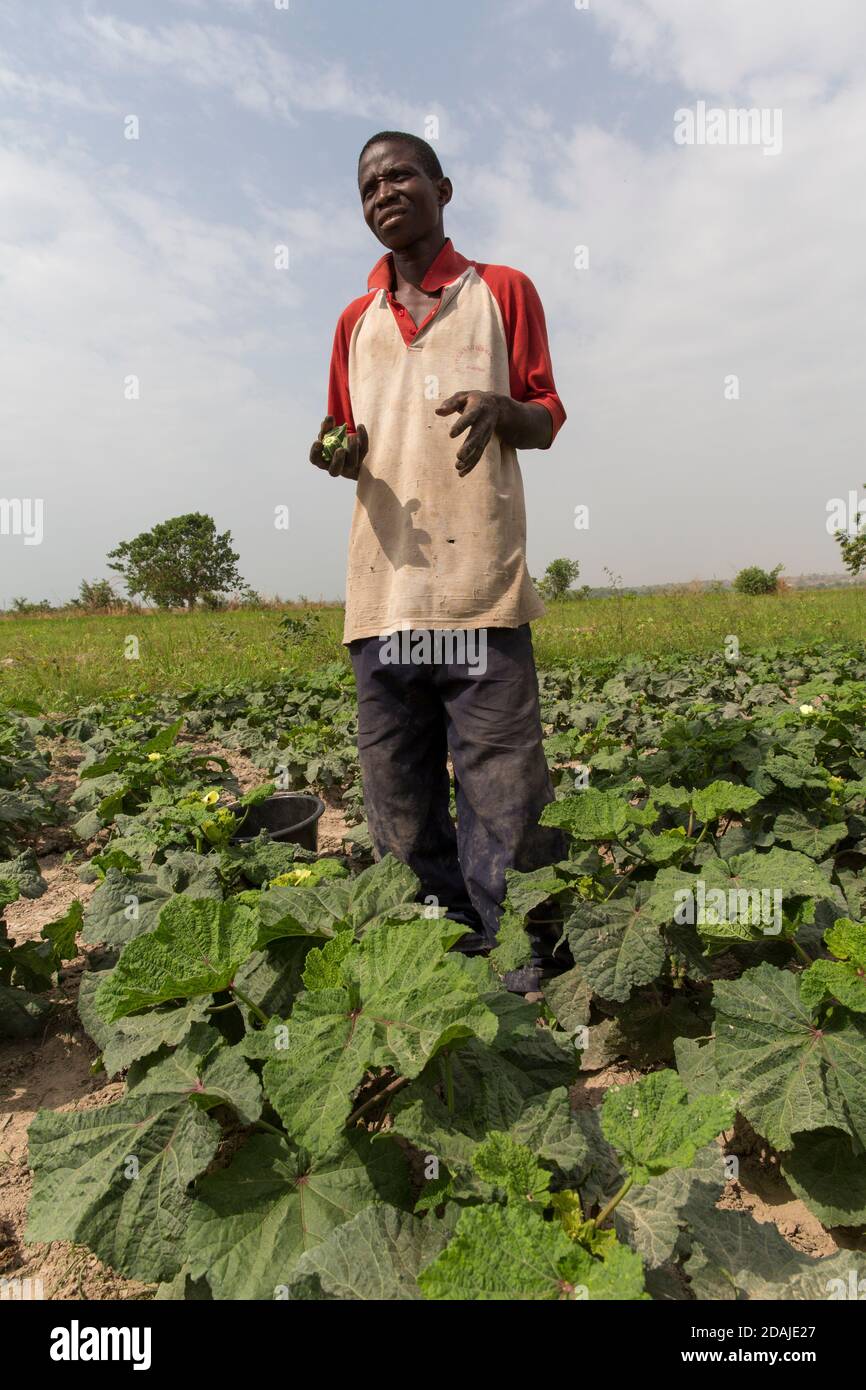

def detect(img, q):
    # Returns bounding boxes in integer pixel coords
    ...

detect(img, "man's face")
[358,140,450,250]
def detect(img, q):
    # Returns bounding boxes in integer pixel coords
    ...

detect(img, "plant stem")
[792,939,814,967]
[604,862,639,902]
[346,1074,409,1128]
[254,1118,286,1139]
[592,1175,634,1230]
[229,984,269,1026]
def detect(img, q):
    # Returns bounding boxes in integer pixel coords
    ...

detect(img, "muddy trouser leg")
[348,635,485,944]
[438,625,570,962]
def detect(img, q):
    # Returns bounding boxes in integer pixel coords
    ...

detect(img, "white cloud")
[0,135,356,604]
[79,14,419,125]
[595,0,866,96]
[0,66,115,113]
[175,0,263,10]
[460,72,866,584]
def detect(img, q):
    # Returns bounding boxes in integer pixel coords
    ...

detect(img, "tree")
[733,564,783,596]
[70,579,118,611]
[537,558,581,601]
[10,597,53,615]
[834,489,866,577]
[107,514,246,609]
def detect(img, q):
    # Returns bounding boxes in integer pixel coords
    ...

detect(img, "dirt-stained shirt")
[326,238,566,643]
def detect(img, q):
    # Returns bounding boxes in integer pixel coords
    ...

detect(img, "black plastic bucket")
[230,792,325,852]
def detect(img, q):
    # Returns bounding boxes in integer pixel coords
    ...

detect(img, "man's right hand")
[310,415,369,480]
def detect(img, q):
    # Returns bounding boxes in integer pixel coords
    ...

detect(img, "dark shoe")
[502,954,570,996]
[502,964,544,995]
[450,930,492,956]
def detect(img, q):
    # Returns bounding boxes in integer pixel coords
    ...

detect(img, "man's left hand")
[435,391,502,477]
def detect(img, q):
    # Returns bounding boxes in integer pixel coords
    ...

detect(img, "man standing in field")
[311,131,567,992]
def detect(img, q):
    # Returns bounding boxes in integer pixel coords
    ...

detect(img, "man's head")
[358,132,452,251]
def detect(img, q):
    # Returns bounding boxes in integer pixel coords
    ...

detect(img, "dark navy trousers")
[348,624,566,955]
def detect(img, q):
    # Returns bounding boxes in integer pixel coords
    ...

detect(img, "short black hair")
[357,131,444,183]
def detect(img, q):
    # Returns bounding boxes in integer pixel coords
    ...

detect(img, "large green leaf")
[648,784,693,811]
[302,930,355,989]
[506,1088,597,1186]
[0,849,46,899]
[690,781,763,823]
[245,922,498,1157]
[184,1132,408,1298]
[673,1036,719,1099]
[82,853,223,947]
[713,962,866,1148]
[641,866,705,926]
[81,866,172,946]
[601,1071,735,1184]
[218,837,314,888]
[834,867,866,923]
[231,937,312,1024]
[800,918,866,1013]
[78,969,211,1076]
[0,875,18,914]
[247,994,373,1158]
[773,810,848,860]
[418,1203,647,1301]
[26,1087,220,1282]
[0,983,52,1038]
[95,896,259,1022]
[256,854,422,944]
[565,887,667,1003]
[660,850,834,953]
[716,847,834,902]
[542,963,593,1031]
[634,828,691,866]
[126,1022,262,1125]
[541,789,631,842]
[389,1050,579,1183]
[781,1129,866,1227]
[614,1145,726,1269]
[287,1205,452,1300]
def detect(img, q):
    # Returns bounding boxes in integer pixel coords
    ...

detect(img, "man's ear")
[438,177,453,210]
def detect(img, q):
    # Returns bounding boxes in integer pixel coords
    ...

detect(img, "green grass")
[1,588,864,710]
[533,587,866,666]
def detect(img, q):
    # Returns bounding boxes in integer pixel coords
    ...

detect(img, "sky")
[1,0,865,605]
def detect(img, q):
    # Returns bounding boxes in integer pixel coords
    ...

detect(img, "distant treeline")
[585,573,866,599]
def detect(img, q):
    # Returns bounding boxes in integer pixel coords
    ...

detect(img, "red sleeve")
[475,264,566,446]
[326,292,375,433]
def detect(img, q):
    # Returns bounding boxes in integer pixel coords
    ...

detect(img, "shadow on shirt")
[356,473,431,570]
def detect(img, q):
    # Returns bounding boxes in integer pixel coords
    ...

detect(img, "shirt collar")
[367,237,472,293]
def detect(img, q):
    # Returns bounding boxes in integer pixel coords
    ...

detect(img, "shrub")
[537,558,581,601]
[70,579,119,612]
[733,565,783,596]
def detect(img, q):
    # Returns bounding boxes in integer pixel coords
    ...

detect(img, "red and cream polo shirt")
[326,237,566,643]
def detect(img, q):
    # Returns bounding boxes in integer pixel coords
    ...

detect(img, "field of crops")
[2,609,866,1302]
